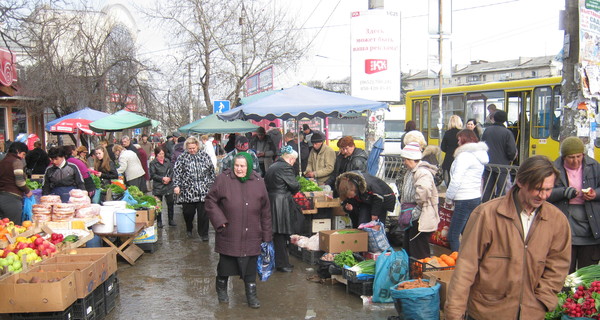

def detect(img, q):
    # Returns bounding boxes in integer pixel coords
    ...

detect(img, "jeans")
[448,198,481,252]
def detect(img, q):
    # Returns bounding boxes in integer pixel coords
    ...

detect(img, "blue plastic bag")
[360,220,391,253]
[390,279,441,320]
[22,195,36,222]
[92,188,102,204]
[122,190,138,206]
[372,247,410,303]
[257,241,275,282]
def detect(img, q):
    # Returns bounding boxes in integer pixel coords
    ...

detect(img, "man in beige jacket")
[445,155,571,320]
[304,132,336,186]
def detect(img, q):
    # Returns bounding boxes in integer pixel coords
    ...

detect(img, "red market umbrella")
[46,107,110,136]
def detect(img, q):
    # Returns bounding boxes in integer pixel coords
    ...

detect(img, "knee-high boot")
[244,282,260,308]
[168,211,176,226]
[156,212,163,228]
[216,276,228,303]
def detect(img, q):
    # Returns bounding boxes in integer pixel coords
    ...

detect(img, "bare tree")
[146,0,305,113]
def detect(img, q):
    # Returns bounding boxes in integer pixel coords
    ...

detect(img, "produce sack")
[429,202,453,248]
[398,203,417,231]
[372,247,409,303]
[359,220,391,253]
[257,241,275,282]
[22,195,36,221]
[390,279,440,320]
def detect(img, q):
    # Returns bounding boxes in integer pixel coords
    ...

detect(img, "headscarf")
[280,145,294,155]
[235,152,254,183]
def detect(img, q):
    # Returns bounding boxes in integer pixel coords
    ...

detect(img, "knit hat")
[235,136,249,151]
[561,136,584,157]
[400,142,422,160]
[311,132,324,144]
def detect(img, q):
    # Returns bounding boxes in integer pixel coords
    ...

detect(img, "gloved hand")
[564,187,577,200]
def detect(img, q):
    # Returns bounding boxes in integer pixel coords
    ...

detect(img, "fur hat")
[400,142,422,160]
[560,136,584,157]
[335,171,367,202]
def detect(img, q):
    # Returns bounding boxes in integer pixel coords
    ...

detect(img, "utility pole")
[188,63,193,122]
[437,0,444,142]
[561,0,580,138]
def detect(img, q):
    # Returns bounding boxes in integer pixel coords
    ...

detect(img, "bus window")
[465,90,504,127]
[413,101,421,130]
[551,86,562,141]
[431,94,464,138]
[422,100,429,142]
[532,87,552,139]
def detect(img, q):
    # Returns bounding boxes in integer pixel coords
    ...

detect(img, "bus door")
[411,99,429,144]
[506,91,531,165]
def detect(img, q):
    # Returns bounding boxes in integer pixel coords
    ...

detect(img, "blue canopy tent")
[45,107,110,135]
[178,113,259,134]
[219,85,388,173]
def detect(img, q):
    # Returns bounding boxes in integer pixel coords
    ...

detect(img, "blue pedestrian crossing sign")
[213,100,230,113]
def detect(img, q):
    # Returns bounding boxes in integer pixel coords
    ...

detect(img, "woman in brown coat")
[205,152,272,309]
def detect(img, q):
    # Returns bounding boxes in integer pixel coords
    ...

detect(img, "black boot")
[168,212,177,226]
[157,213,163,228]
[216,276,228,303]
[244,282,260,308]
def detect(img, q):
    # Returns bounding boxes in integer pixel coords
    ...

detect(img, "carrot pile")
[411,252,459,278]
[396,279,430,290]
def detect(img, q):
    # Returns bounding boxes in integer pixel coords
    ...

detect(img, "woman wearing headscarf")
[173,136,216,240]
[264,145,300,273]
[206,152,272,309]
[399,142,440,259]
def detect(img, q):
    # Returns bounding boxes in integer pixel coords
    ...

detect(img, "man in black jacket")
[481,110,517,202]
[326,136,368,193]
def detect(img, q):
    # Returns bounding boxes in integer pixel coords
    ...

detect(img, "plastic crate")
[95,299,106,320]
[72,293,95,320]
[288,243,303,259]
[105,279,120,315]
[409,257,454,279]
[11,306,75,320]
[302,249,324,265]
[347,279,374,296]
[342,267,375,282]
[103,273,119,296]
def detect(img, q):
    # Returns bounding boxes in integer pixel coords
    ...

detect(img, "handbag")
[398,203,417,231]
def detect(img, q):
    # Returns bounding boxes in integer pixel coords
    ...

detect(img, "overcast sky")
[115,0,565,88]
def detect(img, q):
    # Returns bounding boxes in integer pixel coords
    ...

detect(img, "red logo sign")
[365,59,387,74]
[0,48,17,87]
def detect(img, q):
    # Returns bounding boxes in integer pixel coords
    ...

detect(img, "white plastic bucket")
[115,209,136,233]
[92,206,115,233]
[103,201,127,227]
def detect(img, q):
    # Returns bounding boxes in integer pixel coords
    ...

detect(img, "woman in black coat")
[149,146,175,228]
[264,146,300,273]
[440,115,463,186]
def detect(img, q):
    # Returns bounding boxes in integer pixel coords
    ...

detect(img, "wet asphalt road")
[104,205,397,320]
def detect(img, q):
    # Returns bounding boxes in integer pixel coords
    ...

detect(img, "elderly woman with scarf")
[206,152,272,309]
[265,145,300,273]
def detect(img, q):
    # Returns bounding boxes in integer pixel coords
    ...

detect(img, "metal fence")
[375,154,519,202]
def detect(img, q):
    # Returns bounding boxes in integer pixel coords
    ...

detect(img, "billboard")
[245,65,274,96]
[350,10,401,102]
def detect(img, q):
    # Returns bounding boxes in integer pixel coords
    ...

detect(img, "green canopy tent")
[178,113,259,134]
[89,110,158,133]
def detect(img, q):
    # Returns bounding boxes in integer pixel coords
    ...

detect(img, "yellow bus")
[404,76,597,164]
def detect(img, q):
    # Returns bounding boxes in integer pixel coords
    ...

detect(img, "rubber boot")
[244,282,260,308]
[168,212,177,226]
[216,277,229,303]
[156,212,163,228]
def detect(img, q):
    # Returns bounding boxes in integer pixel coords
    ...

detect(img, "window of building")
[11,107,26,138]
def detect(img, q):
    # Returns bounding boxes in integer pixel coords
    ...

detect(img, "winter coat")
[97,161,118,185]
[401,161,440,232]
[149,158,174,197]
[173,150,216,203]
[0,153,30,197]
[481,123,517,165]
[548,155,600,244]
[264,158,300,234]
[445,189,571,320]
[325,148,369,187]
[171,142,185,164]
[42,160,85,195]
[250,135,277,171]
[441,127,460,171]
[116,150,145,182]
[445,142,489,201]
[337,171,396,221]
[267,128,282,152]
[205,169,272,257]
[25,148,50,175]
[305,144,336,185]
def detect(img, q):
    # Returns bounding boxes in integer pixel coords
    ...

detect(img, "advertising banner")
[350,10,401,102]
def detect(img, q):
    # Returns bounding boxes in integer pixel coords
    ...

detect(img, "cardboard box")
[314,197,340,209]
[136,208,156,227]
[43,253,112,284]
[311,219,331,234]
[319,229,368,253]
[333,216,352,230]
[0,271,77,313]
[66,247,118,277]
[28,262,98,299]
[133,222,158,244]
[423,269,455,310]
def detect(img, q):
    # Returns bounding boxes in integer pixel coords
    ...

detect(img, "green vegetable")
[91,175,102,189]
[336,230,360,234]
[107,184,125,194]
[545,291,567,320]
[62,235,79,243]
[564,264,600,288]
[127,186,144,199]
[26,179,42,190]
[349,259,376,275]
[296,176,322,192]
[334,250,357,267]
